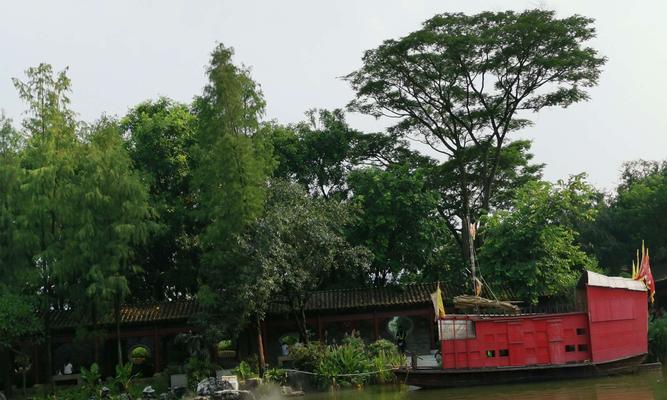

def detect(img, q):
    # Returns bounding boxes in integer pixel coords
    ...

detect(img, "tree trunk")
[300,308,310,345]
[92,303,100,364]
[255,318,266,375]
[114,295,122,367]
[3,349,14,397]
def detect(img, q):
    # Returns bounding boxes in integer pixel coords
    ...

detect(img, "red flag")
[635,247,656,303]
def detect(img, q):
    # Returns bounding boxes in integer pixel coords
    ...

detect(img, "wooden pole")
[256,318,266,375]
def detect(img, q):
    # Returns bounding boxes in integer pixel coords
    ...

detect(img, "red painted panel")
[587,286,647,363]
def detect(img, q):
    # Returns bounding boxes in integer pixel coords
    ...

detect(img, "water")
[298,370,667,400]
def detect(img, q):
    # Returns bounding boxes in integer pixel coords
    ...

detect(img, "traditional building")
[5,282,443,387]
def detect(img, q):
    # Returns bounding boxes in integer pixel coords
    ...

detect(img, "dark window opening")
[565,345,576,352]
[576,328,586,336]
[499,349,509,357]
[486,350,496,358]
[578,344,589,352]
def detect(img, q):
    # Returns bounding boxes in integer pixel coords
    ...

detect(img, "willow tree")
[347,10,606,275]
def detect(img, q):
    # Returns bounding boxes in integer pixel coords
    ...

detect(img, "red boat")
[396,270,654,388]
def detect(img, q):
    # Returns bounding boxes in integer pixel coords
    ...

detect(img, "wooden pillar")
[317,315,323,342]
[261,321,268,365]
[32,345,39,383]
[428,313,436,349]
[153,327,161,372]
[372,311,379,340]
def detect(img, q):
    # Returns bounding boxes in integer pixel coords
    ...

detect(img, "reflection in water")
[296,370,666,400]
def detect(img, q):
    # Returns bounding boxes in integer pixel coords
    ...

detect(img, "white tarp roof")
[580,270,647,292]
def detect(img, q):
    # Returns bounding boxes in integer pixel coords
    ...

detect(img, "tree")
[234,180,371,342]
[586,160,667,276]
[12,64,79,384]
[426,140,543,247]
[64,118,152,366]
[346,165,444,286]
[0,114,25,281]
[192,43,273,369]
[270,109,425,199]
[0,291,41,396]
[347,10,605,270]
[192,43,272,263]
[478,175,600,304]
[121,98,199,300]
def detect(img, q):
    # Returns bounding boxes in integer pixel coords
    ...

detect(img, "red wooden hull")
[395,353,648,388]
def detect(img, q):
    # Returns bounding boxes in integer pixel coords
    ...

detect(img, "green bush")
[649,315,667,362]
[218,339,233,351]
[280,335,298,346]
[131,346,150,359]
[291,333,404,388]
[233,360,257,381]
[263,367,288,385]
[185,356,216,389]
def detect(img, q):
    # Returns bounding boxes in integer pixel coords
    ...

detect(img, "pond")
[296,369,667,400]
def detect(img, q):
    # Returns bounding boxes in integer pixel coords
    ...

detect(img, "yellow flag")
[431,283,446,320]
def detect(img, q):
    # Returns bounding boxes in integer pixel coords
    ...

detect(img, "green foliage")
[280,335,298,346]
[0,291,41,350]
[121,97,199,300]
[79,363,101,397]
[269,109,420,199]
[347,9,605,267]
[233,360,257,381]
[217,339,233,351]
[112,362,139,393]
[347,164,444,285]
[586,160,667,277]
[131,346,150,359]
[185,356,216,388]
[649,315,667,363]
[290,336,404,388]
[263,368,288,385]
[234,180,371,339]
[479,176,601,304]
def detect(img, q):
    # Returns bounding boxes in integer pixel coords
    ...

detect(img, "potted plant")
[217,339,236,358]
[130,346,150,365]
[280,335,298,356]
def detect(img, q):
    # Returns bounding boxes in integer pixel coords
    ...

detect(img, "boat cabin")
[439,271,649,369]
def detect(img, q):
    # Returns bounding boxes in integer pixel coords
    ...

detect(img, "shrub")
[280,335,298,346]
[218,339,233,351]
[263,367,288,385]
[649,315,667,362]
[131,346,150,359]
[233,360,257,381]
[185,356,216,389]
[290,334,403,388]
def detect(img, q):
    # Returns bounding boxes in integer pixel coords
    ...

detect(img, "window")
[576,328,586,336]
[565,345,576,352]
[486,350,496,358]
[499,349,509,357]
[439,320,476,340]
[578,344,589,352]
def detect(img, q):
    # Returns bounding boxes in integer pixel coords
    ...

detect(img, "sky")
[1,0,665,191]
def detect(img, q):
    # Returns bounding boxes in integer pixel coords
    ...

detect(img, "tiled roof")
[51,283,441,330]
[270,282,438,313]
[50,300,200,330]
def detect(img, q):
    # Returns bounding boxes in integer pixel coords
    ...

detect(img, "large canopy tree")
[347,10,606,272]
[121,98,199,300]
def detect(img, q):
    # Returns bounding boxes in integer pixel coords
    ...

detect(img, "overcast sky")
[1,0,665,190]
